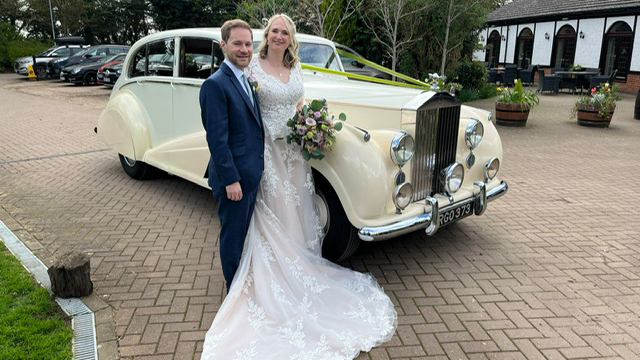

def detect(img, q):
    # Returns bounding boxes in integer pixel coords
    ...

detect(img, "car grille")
[410,96,461,201]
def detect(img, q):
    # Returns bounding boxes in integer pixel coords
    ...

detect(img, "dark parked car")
[102,63,124,87]
[62,53,128,85]
[97,55,127,84]
[49,44,130,77]
[334,43,391,80]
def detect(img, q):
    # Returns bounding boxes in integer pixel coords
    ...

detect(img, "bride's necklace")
[267,59,286,77]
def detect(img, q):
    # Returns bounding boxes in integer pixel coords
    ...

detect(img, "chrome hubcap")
[314,191,330,239]
[123,156,136,167]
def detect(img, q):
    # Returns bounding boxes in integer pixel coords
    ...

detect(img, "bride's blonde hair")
[258,14,300,68]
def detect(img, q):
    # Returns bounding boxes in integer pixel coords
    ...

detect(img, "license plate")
[439,202,473,226]
[60,74,65,80]
[104,77,110,83]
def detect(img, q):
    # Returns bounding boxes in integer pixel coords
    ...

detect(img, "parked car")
[334,42,392,80]
[49,44,130,78]
[62,53,128,85]
[101,63,123,87]
[96,29,508,262]
[15,44,88,77]
[97,56,126,84]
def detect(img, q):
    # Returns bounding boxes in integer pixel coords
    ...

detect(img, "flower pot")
[576,103,614,127]
[495,102,530,127]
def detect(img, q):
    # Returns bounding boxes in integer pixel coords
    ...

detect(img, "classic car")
[62,53,128,85]
[97,28,508,262]
[49,44,130,78]
[334,42,392,80]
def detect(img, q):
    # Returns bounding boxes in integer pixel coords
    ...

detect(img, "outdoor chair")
[488,69,497,84]
[589,69,618,91]
[502,65,518,86]
[536,69,560,94]
[518,65,536,85]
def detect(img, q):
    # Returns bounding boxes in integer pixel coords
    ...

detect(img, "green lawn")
[0,243,73,360]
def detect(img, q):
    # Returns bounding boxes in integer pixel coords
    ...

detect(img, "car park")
[335,42,392,80]
[49,44,130,78]
[63,53,128,85]
[96,28,508,262]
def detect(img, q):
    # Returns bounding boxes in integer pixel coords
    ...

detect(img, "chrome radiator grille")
[411,101,461,201]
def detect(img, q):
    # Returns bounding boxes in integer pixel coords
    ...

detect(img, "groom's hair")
[221,19,252,42]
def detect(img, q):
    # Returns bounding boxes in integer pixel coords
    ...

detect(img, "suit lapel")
[221,63,260,126]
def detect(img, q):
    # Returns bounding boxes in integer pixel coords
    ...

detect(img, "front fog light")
[484,157,500,180]
[440,163,464,194]
[390,132,415,166]
[393,182,413,212]
[465,119,484,150]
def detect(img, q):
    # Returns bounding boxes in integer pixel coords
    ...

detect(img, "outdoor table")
[555,71,599,93]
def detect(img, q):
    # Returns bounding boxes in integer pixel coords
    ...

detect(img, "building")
[474,0,640,91]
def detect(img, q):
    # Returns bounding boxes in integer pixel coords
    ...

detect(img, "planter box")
[576,103,614,127]
[495,102,530,127]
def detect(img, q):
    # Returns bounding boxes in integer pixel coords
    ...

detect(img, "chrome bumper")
[358,180,508,241]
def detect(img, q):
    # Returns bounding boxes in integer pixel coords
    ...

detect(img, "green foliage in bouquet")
[286,99,345,161]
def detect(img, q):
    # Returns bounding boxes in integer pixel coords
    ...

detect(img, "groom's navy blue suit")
[200,61,264,291]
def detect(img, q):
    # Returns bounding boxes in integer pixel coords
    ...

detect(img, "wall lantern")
[501,35,506,41]
[579,30,585,39]
[544,32,550,40]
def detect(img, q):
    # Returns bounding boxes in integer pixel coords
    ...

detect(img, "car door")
[169,36,223,185]
[124,38,176,165]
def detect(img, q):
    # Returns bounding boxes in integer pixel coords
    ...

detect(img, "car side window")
[148,39,175,77]
[129,45,147,78]
[178,38,223,79]
[52,48,72,57]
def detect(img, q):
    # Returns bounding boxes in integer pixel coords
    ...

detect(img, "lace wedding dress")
[201,57,397,360]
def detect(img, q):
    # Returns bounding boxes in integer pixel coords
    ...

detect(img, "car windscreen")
[251,42,341,70]
[74,47,94,57]
[40,47,58,56]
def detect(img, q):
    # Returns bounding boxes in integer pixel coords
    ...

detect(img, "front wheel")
[84,72,97,85]
[118,154,158,180]
[35,65,48,79]
[314,171,360,262]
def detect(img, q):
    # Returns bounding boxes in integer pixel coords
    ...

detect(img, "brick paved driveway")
[1,73,640,360]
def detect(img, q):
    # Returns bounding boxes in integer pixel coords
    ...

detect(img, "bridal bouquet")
[285,99,345,161]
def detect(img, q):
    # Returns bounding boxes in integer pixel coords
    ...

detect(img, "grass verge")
[0,242,73,360]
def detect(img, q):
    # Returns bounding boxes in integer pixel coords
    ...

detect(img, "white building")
[474,0,640,91]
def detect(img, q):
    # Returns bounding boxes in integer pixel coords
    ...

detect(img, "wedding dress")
[201,57,397,360]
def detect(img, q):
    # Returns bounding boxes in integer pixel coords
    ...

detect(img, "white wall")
[532,22,555,66]
[473,28,489,61]
[575,18,605,68]
[498,26,507,63]
[631,16,640,71]
[505,25,518,63]
[516,23,535,36]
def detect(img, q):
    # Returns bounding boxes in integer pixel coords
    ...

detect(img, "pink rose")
[305,117,316,126]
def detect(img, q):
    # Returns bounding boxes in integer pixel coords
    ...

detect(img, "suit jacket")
[200,62,265,197]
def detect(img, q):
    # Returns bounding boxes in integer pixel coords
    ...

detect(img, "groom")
[200,19,264,292]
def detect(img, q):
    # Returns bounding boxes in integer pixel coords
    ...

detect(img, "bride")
[202,14,397,359]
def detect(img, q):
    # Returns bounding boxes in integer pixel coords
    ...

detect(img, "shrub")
[447,61,488,91]
[456,88,480,102]
[478,83,499,99]
[0,23,51,72]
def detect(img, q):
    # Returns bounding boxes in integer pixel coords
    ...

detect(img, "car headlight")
[393,182,413,211]
[390,131,415,166]
[465,119,484,150]
[72,67,82,74]
[116,69,122,75]
[484,157,500,180]
[440,163,464,194]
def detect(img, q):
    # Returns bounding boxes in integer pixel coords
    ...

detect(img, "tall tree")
[360,0,431,78]
[235,0,297,28]
[437,0,487,75]
[299,0,362,40]
[149,0,235,30]
[53,0,86,37]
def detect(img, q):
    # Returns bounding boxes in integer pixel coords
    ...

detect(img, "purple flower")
[297,127,306,135]
[305,117,316,126]
[314,111,322,119]
[312,133,323,143]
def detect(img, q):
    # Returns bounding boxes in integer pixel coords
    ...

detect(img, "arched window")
[601,21,633,80]
[514,28,534,68]
[551,25,577,68]
[485,30,502,68]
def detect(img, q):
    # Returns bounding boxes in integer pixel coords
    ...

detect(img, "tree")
[53,0,87,37]
[360,0,431,78]
[235,0,297,28]
[437,0,488,75]
[149,0,235,30]
[299,0,362,40]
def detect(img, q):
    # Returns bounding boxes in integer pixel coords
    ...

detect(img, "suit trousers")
[215,189,258,292]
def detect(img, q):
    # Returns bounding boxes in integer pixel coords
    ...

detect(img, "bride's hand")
[296,97,304,112]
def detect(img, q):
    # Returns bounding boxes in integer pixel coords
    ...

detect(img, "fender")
[97,90,151,160]
[311,124,401,229]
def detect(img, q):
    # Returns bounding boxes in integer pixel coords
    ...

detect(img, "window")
[485,30,501,68]
[551,25,577,68]
[51,48,72,57]
[147,39,175,77]
[70,48,85,55]
[514,28,534,68]
[179,38,223,79]
[298,43,340,70]
[601,21,633,80]
[129,45,147,78]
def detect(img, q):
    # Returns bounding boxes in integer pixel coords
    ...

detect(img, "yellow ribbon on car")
[300,49,431,91]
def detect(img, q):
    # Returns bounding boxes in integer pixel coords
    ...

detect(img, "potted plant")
[495,79,540,126]
[572,82,621,127]
[570,64,584,71]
